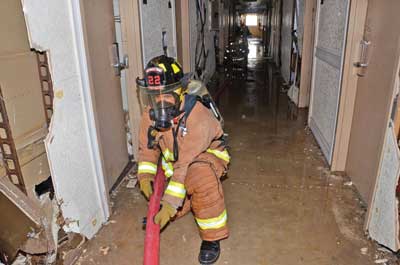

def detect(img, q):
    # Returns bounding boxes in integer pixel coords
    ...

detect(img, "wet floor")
[77,41,395,265]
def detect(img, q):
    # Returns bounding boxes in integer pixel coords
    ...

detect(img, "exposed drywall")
[22,0,109,238]
[281,0,293,83]
[0,0,30,56]
[139,0,177,65]
[0,53,47,150]
[189,0,217,83]
[367,123,400,251]
[0,176,56,261]
[0,191,38,261]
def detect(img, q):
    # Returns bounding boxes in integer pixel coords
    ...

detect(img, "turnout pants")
[175,153,229,241]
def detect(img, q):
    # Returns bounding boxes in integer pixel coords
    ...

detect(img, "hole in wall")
[0,128,7,139]
[10,174,19,184]
[38,53,46,63]
[42,81,50,92]
[35,176,54,199]
[40,66,48,77]
[6,159,15,170]
[44,95,52,105]
[2,144,11,155]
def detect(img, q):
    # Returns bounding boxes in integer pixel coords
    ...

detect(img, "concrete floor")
[77,42,397,265]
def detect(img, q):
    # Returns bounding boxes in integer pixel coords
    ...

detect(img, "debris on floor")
[99,246,110,256]
[56,232,86,265]
[126,178,137,189]
[361,247,368,255]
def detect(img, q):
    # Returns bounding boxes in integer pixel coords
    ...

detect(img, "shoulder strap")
[183,94,200,122]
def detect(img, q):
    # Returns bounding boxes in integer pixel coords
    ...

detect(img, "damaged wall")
[0,0,52,205]
[367,122,400,251]
[189,0,217,83]
[22,0,110,238]
[0,192,38,261]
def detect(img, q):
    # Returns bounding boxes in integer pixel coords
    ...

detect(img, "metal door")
[309,0,350,163]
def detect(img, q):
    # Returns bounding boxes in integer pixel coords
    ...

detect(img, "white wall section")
[22,0,109,238]
[367,123,400,251]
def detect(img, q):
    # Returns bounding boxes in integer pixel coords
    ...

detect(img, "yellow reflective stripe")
[158,63,167,72]
[207,149,230,162]
[138,162,157,175]
[165,181,186,199]
[163,148,175,162]
[171,63,181,74]
[161,158,174,178]
[196,210,227,230]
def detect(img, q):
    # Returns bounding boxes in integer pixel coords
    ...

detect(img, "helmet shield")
[138,80,182,129]
[137,56,185,129]
[139,82,182,108]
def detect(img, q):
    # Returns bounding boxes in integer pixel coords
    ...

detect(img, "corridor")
[76,41,392,265]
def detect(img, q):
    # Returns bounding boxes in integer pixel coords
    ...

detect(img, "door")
[309,0,350,163]
[80,0,129,190]
[139,0,177,64]
[346,0,400,204]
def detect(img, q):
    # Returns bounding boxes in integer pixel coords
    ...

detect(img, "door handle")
[354,40,370,77]
[113,55,129,72]
[111,43,129,76]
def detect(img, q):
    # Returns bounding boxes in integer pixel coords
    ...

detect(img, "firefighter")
[136,55,230,264]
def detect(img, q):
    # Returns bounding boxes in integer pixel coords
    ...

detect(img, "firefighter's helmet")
[137,55,186,129]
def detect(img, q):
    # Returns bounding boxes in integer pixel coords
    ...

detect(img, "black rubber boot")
[198,240,220,264]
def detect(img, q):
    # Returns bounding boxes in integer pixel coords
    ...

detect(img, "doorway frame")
[298,0,317,108]
[175,0,191,71]
[119,0,145,158]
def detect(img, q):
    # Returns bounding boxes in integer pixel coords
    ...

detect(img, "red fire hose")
[143,165,166,265]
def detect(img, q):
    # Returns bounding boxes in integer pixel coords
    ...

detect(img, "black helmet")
[137,55,186,130]
[144,55,184,87]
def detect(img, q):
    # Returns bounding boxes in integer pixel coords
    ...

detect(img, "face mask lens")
[154,94,177,108]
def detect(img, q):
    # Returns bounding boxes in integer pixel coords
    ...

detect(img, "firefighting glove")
[154,201,177,229]
[139,179,153,199]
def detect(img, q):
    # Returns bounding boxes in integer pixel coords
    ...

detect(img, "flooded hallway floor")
[77,43,396,265]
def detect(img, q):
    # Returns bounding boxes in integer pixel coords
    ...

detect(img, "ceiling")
[235,0,270,13]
